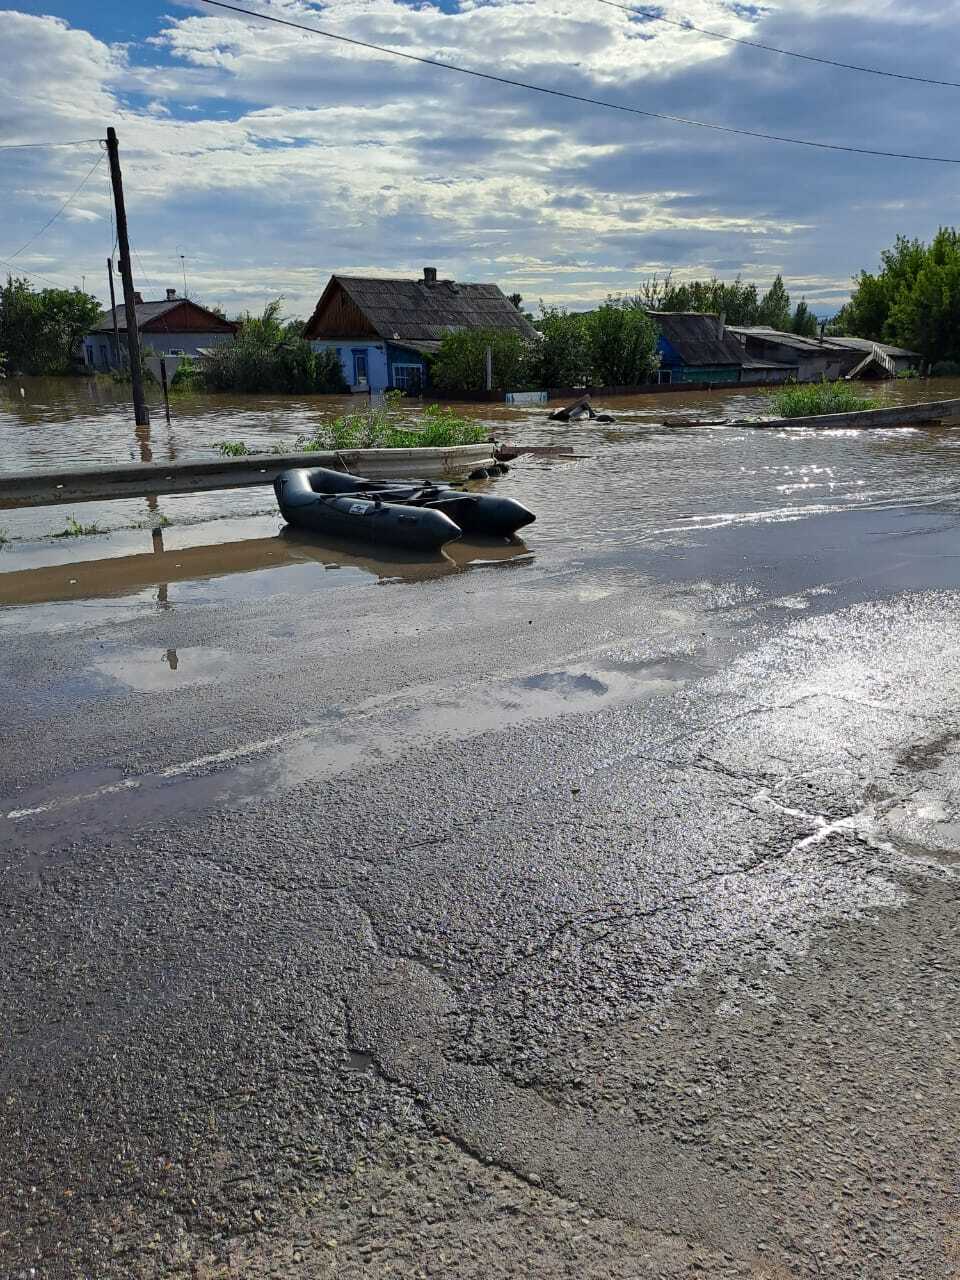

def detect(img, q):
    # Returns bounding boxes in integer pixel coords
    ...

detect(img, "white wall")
[141,332,234,358]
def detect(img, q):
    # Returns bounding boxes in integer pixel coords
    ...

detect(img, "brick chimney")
[133,291,143,304]
[423,266,437,284]
[166,287,177,301]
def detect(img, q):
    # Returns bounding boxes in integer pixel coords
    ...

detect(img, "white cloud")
[0,2,957,315]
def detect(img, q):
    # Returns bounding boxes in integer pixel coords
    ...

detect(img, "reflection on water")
[0,520,533,619]
[4,376,960,612]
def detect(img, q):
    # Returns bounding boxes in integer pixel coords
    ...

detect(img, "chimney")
[166,287,177,301]
[423,266,437,285]
[133,291,143,305]
[717,310,726,337]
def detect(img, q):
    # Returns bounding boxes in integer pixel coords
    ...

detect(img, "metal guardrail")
[0,444,499,511]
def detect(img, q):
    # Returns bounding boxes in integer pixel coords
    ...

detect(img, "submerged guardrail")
[0,444,498,511]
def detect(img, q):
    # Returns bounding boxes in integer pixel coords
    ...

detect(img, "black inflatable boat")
[274,467,535,551]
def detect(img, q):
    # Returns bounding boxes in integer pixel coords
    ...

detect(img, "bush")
[768,378,875,418]
[430,329,531,392]
[294,393,488,452]
[931,360,960,377]
[533,306,591,387]
[191,300,349,394]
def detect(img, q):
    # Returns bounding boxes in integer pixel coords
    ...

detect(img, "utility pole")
[106,257,122,370]
[105,126,149,426]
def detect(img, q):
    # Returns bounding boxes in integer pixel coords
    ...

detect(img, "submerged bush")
[768,379,875,419]
[296,393,488,452]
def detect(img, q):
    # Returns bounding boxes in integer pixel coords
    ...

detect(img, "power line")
[0,138,103,151]
[594,0,960,90]
[0,256,64,289]
[197,0,960,163]
[5,152,107,264]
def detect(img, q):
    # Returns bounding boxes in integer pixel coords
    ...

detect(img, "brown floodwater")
[3,374,960,617]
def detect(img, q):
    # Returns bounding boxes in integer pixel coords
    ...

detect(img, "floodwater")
[3,375,960,617]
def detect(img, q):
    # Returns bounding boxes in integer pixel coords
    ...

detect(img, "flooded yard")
[4,374,960,623]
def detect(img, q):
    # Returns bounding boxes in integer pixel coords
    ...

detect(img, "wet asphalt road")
[2,488,960,1277]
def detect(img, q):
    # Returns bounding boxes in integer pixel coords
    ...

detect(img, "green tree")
[533,305,591,387]
[791,298,818,337]
[635,273,761,326]
[195,298,347,393]
[583,297,660,385]
[430,328,530,391]
[0,275,101,375]
[758,274,791,330]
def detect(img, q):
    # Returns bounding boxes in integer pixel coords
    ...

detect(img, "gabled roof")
[649,311,747,367]
[304,274,539,344]
[91,298,236,334]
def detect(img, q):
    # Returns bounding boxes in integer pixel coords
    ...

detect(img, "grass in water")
[297,396,488,453]
[213,440,252,457]
[0,527,8,549]
[768,379,876,419]
[55,516,104,538]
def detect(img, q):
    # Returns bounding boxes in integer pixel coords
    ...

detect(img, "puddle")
[93,646,239,691]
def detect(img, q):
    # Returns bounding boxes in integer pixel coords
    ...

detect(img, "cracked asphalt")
[3,445,960,1278]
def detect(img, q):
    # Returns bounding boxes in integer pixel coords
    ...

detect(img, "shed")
[303,268,539,392]
[729,327,854,383]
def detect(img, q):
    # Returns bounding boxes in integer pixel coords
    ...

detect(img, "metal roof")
[729,326,850,355]
[824,336,921,359]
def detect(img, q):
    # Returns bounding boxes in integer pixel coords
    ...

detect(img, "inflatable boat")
[274,467,535,551]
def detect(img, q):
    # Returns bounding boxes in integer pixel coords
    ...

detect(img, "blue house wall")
[656,334,740,385]
[310,339,427,393]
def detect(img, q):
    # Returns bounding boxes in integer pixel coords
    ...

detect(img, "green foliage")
[582,297,660,386]
[55,516,104,538]
[841,229,960,363]
[757,274,792,330]
[213,440,252,456]
[768,378,875,419]
[193,299,348,394]
[931,359,960,377]
[295,394,488,452]
[791,299,818,337]
[533,305,591,386]
[430,328,530,392]
[0,275,101,375]
[636,273,761,326]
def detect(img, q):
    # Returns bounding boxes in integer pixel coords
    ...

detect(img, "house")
[647,312,750,385]
[302,268,539,393]
[728,326,854,383]
[83,290,237,371]
[824,337,922,378]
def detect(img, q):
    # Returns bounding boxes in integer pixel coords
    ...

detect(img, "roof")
[729,325,850,355]
[91,297,235,334]
[305,275,539,344]
[824,336,921,359]
[648,311,748,367]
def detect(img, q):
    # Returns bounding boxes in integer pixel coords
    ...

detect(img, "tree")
[430,328,530,391]
[583,297,659,385]
[0,275,101,375]
[635,273,761,326]
[508,293,523,310]
[791,298,818,337]
[758,274,791,330]
[195,298,347,393]
[840,227,960,362]
[533,305,591,387]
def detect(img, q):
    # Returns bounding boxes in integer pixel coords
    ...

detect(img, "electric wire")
[0,138,103,151]
[5,152,107,265]
[196,0,960,163]
[594,0,960,90]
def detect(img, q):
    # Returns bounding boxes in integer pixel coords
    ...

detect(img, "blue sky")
[2,0,958,318]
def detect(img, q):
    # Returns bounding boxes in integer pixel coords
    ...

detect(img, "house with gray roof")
[647,311,757,385]
[728,326,858,383]
[83,289,237,372]
[303,268,539,392]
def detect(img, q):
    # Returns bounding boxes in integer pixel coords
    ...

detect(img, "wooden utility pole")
[106,257,122,370]
[105,127,149,425]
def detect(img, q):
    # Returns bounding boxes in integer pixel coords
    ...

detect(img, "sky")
[1,0,957,319]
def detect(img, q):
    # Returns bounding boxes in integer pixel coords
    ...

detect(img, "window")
[353,352,368,386]
[392,363,423,393]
